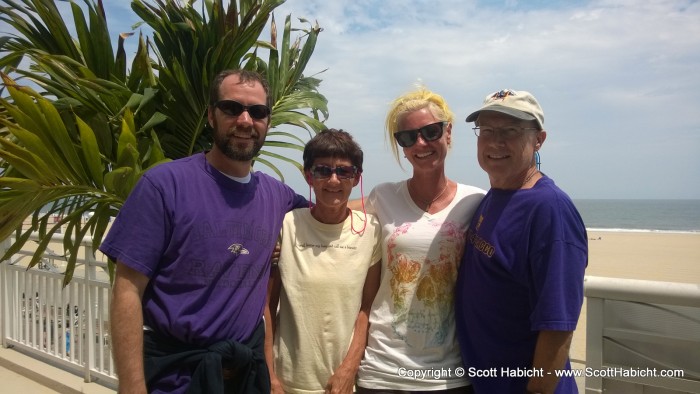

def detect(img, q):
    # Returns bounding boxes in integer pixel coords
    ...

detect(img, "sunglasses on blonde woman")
[393,121,447,148]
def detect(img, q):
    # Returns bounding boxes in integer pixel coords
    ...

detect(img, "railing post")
[585,296,604,393]
[1,236,10,348]
[84,243,95,383]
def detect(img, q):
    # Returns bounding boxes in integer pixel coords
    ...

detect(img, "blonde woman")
[355,87,484,393]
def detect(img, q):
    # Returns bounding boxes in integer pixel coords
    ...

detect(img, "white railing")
[585,276,700,394]
[0,232,116,390]
[4,237,699,394]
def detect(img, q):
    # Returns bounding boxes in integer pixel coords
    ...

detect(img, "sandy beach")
[570,230,700,365]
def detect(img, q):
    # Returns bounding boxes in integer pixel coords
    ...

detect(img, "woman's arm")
[264,262,284,393]
[325,261,382,393]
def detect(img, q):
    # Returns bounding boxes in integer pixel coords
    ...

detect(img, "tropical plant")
[0,0,328,285]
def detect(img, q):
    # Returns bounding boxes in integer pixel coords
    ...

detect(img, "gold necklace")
[409,179,449,211]
[521,169,540,188]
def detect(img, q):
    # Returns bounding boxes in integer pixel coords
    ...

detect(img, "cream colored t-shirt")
[357,181,485,390]
[274,208,382,393]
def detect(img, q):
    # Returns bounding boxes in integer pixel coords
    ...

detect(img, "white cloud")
[88,0,700,199]
[270,0,700,199]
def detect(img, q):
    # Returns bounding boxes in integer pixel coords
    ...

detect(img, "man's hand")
[527,330,574,394]
[270,241,281,265]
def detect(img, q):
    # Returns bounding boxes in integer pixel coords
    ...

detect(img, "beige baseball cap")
[465,89,544,129]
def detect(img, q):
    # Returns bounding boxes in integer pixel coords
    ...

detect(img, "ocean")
[573,199,700,233]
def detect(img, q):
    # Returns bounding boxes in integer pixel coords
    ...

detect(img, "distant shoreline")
[586,227,700,234]
[574,199,700,234]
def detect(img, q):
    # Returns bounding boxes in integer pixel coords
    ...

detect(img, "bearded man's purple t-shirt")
[100,152,306,345]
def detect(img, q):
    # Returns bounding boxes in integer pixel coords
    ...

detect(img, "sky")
[22,0,700,199]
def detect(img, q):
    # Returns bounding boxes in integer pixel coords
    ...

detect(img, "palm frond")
[0,74,163,283]
[1,0,329,286]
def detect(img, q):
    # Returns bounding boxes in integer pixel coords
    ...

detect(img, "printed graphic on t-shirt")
[466,227,495,258]
[298,242,358,251]
[190,220,272,245]
[179,220,273,289]
[386,221,465,346]
[186,258,265,289]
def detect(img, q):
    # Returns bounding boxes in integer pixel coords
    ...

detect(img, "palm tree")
[0,0,328,285]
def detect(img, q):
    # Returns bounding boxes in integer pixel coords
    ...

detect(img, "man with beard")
[101,69,307,394]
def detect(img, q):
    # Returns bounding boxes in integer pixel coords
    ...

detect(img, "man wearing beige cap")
[454,90,588,393]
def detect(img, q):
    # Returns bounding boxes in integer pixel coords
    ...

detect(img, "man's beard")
[212,121,264,162]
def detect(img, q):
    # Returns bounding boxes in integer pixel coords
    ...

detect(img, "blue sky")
[28,0,700,199]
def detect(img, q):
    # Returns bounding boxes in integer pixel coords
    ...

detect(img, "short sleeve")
[99,175,170,277]
[528,200,587,331]
[365,187,378,216]
[368,214,383,265]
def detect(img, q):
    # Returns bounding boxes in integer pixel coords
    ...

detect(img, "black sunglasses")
[393,121,447,148]
[310,165,358,180]
[214,100,271,120]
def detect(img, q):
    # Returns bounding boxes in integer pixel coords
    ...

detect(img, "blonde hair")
[385,85,455,165]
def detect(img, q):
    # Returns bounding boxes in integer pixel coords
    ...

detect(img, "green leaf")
[0,137,54,183]
[138,112,168,134]
[0,227,33,263]
[117,110,138,166]
[253,155,285,181]
[37,99,88,183]
[0,120,69,182]
[0,178,41,192]
[257,149,304,171]
[146,129,167,165]
[76,116,105,189]
[104,166,135,199]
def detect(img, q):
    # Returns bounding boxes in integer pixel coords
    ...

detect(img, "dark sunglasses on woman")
[214,100,271,120]
[310,165,358,180]
[393,121,447,148]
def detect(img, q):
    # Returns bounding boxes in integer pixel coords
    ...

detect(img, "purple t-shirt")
[455,175,587,393]
[100,152,306,345]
